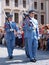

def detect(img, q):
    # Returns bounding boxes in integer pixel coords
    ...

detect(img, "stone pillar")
[28,0,33,10]
[46,0,49,24]
[19,0,23,9]
[0,0,2,26]
[37,0,41,24]
[26,0,29,10]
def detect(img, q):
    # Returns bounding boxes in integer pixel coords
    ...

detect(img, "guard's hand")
[34,36,38,40]
[38,36,40,40]
[14,30,17,35]
[10,29,14,31]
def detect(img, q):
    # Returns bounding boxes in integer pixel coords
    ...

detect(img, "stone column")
[45,0,49,24]
[19,0,23,10]
[0,0,2,26]
[28,0,33,10]
[37,0,41,24]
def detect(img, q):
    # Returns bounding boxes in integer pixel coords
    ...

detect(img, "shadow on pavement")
[0,45,49,65]
[36,50,49,60]
[0,54,30,65]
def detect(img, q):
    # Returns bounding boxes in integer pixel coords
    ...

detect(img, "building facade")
[0,0,49,27]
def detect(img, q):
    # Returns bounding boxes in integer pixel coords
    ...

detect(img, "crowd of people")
[38,24,49,51]
[0,24,49,50]
[0,24,49,51]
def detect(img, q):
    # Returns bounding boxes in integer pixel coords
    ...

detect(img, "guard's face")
[29,12,34,18]
[8,17,12,21]
[25,16,29,19]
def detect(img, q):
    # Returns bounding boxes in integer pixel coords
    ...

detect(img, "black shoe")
[26,53,30,58]
[34,58,37,61]
[30,59,36,62]
[9,56,13,59]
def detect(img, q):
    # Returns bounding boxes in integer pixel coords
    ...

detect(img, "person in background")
[0,30,3,44]
[16,27,23,48]
[42,26,48,50]
[46,27,49,50]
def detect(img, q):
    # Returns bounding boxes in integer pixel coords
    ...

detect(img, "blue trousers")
[27,38,38,60]
[6,38,15,57]
[24,38,29,56]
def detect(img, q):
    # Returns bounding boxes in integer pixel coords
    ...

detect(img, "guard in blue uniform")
[27,10,39,62]
[22,13,30,58]
[4,14,18,59]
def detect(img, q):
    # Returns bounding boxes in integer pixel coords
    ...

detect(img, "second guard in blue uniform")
[4,14,18,59]
[27,10,39,62]
[22,14,30,57]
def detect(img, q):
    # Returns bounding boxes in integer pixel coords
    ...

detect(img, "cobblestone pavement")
[0,45,49,65]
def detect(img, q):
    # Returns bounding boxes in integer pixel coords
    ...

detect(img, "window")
[34,14,38,19]
[15,0,18,7]
[41,3,44,10]
[6,0,9,6]
[34,2,37,9]
[41,15,44,24]
[14,13,19,23]
[23,0,26,8]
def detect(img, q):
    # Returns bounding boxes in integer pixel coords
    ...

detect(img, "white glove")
[10,29,14,31]
[38,36,40,40]
[34,36,37,40]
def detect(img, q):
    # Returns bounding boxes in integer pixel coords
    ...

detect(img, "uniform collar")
[10,21,12,24]
[29,17,34,19]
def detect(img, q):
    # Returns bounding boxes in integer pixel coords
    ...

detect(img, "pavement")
[0,45,49,65]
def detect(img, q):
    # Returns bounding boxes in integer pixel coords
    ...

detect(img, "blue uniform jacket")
[23,18,34,39]
[4,21,18,40]
[23,17,39,39]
